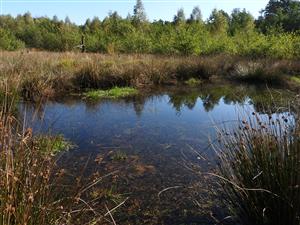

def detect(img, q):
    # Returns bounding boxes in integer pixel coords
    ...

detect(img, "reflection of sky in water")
[20,82,294,165]
[23,94,255,157]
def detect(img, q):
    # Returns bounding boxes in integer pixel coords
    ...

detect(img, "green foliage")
[208,9,230,35]
[123,30,152,53]
[35,135,74,154]
[0,0,299,59]
[230,8,255,35]
[0,28,24,50]
[257,0,300,32]
[84,87,138,100]
[173,25,199,55]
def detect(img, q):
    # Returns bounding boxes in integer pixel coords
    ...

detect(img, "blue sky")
[1,0,269,24]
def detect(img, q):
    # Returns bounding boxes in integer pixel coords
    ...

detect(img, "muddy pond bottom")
[21,84,292,224]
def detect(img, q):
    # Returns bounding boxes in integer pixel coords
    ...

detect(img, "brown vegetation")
[1,51,300,101]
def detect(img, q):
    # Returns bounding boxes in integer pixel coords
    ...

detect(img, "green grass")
[83,90,108,99]
[84,87,138,100]
[290,76,300,84]
[184,78,202,86]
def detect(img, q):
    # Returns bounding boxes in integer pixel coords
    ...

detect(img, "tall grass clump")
[215,112,300,225]
[0,92,108,225]
[231,61,287,85]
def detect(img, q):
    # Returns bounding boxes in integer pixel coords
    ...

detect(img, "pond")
[20,83,293,224]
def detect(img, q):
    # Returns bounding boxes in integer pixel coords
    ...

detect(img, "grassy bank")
[1,51,300,101]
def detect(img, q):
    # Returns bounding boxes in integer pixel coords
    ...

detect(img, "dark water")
[20,84,293,224]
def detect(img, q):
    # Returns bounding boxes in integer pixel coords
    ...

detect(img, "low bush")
[0,28,25,51]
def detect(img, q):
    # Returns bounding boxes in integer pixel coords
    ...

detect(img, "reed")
[215,111,300,225]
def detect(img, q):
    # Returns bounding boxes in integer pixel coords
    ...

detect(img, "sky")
[1,0,269,25]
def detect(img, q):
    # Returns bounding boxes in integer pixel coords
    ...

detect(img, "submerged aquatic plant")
[215,112,300,225]
[34,134,74,154]
[110,151,127,161]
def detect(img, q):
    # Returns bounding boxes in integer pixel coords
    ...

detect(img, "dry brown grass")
[1,51,300,101]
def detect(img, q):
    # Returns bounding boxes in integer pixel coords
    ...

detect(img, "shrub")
[0,28,24,50]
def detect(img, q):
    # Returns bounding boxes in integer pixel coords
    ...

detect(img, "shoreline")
[1,51,300,101]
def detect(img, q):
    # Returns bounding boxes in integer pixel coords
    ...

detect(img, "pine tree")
[23,12,33,24]
[52,15,59,23]
[208,9,229,34]
[64,16,71,25]
[174,8,186,24]
[230,8,254,34]
[190,6,202,22]
[133,0,147,23]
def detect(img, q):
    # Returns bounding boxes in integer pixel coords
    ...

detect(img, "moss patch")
[84,87,138,100]
[290,76,300,85]
[184,78,202,86]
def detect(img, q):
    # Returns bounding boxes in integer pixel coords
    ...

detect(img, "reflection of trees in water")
[201,94,221,112]
[83,97,147,116]
[167,84,293,114]
[22,84,295,120]
[168,91,199,112]
[132,96,146,117]
[249,87,295,114]
[168,85,248,112]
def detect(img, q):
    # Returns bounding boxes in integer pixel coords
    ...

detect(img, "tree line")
[0,0,299,58]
